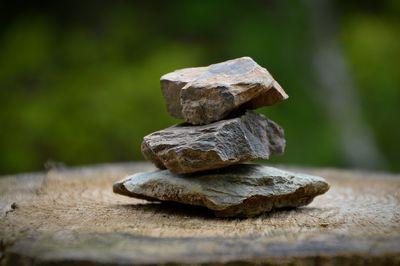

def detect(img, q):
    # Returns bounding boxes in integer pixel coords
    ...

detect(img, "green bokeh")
[0,1,399,174]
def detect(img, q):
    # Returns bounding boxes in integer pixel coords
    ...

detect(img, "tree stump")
[1,162,399,265]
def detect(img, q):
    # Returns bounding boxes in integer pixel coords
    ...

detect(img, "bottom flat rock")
[113,164,329,217]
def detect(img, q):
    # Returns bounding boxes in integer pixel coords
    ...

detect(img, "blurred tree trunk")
[307,0,386,169]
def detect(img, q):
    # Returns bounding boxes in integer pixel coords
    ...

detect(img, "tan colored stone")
[160,57,288,125]
[160,67,206,118]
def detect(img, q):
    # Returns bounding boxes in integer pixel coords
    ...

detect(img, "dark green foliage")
[0,1,399,174]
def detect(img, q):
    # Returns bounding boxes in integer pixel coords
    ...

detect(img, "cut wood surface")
[1,162,399,265]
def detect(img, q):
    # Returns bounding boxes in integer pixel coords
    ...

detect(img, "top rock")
[161,57,288,125]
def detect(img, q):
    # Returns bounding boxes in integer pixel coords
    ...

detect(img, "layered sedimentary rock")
[141,111,285,174]
[113,164,330,217]
[161,57,288,125]
[113,56,330,218]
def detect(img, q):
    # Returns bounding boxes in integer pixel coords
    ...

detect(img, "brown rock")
[160,67,206,118]
[113,164,330,217]
[141,111,285,174]
[160,57,288,125]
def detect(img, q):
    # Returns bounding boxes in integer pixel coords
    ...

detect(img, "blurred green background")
[1,0,399,175]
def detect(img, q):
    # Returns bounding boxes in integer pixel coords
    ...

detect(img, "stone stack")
[113,57,329,217]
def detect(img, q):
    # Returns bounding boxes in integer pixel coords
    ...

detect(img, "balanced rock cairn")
[113,57,329,217]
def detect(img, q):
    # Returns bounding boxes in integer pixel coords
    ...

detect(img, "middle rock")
[141,110,285,174]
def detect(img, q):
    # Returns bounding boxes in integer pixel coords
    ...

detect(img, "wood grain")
[1,162,399,265]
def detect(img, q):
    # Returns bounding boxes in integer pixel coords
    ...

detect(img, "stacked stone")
[113,57,329,217]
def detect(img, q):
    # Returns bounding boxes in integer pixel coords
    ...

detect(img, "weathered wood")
[1,162,399,265]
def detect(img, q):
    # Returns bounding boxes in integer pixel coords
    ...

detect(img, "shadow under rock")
[113,201,320,220]
[114,201,220,219]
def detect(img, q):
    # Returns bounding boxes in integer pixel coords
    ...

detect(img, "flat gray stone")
[141,111,285,174]
[160,57,288,125]
[113,164,330,217]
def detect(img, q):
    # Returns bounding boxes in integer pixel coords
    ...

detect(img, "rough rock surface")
[113,164,330,217]
[160,57,288,125]
[141,111,285,174]
[160,67,206,118]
